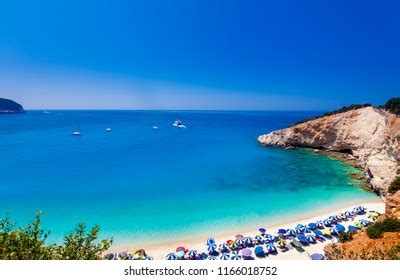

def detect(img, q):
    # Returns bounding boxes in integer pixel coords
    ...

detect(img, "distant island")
[0,98,26,114]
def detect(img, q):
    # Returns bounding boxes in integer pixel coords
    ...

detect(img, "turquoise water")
[0,111,379,246]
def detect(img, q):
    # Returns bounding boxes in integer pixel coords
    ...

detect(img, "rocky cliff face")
[0,98,25,114]
[258,107,400,198]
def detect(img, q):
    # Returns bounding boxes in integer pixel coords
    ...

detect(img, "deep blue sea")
[0,110,379,246]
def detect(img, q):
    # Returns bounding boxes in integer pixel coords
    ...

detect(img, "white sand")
[114,202,385,260]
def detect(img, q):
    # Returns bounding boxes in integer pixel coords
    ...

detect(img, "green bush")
[388,177,400,194]
[0,212,110,260]
[338,231,354,243]
[384,98,400,114]
[366,217,400,239]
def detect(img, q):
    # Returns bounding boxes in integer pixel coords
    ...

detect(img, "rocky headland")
[258,106,399,200]
[0,98,25,114]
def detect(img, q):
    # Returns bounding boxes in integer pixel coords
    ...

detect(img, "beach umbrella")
[219,243,229,252]
[166,253,177,260]
[304,228,312,233]
[235,234,244,239]
[107,253,117,260]
[206,237,216,245]
[358,206,366,213]
[306,235,316,243]
[296,227,304,234]
[259,228,267,234]
[145,256,154,260]
[345,210,353,217]
[335,223,346,233]
[236,238,244,247]
[254,235,264,244]
[308,223,317,230]
[278,229,287,235]
[348,225,359,232]
[200,252,208,260]
[176,246,186,252]
[264,233,273,239]
[313,229,324,236]
[323,219,332,227]
[368,211,379,218]
[339,213,347,219]
[242,248,252,259]
[229,241,238,250]
[264,238,274,244]
[176,250,185,259]
[331,228,339,235]
[334,214,342,221]
[207,256,217,260]
[231,251,240,260]
[287,229,296,236]
[244,236,254,246]
[277,240,286,248]
[188,250,197,259]
[316,220,324,228]
[360,219,369,227]
[254,246,265,257]
[353,207,360,214]
[296,224,306,230]
[207,244,217,253]
[297,234,309,244]
[310,253,325,260]
[322,229,331,236]
[220,253,230,260]
[266,243,277,253]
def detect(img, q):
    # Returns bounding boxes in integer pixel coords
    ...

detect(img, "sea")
[0,110,380,246]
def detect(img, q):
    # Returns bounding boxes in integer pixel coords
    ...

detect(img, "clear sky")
[0,0,399,110]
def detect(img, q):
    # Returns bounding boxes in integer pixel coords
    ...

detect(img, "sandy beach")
[114,201,385,260]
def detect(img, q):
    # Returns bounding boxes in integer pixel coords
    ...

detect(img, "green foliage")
[0,212,110,260]
[383,98,400,114]
[292,103,372,126]
[54,223,110,260]
[366,217,400,239]
[338,231,353,243]
[388,176,400,194]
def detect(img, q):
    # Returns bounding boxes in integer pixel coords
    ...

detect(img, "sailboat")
[106,127,112,132]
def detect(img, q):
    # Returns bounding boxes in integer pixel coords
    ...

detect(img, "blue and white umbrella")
[107,253,117,260]
[206,237,216,245]
[334,214,342,221]
[219,243,229,252]
[360,219,369,227]
[244,236,254,246]
[345,210,353,217]
[316,221,324,228]
[220,253,230,260]
[323,219,332,227]
[145,256,154,260]
[331,228,339,235]
[236,239,244,247]
[304,228,311,234]
[353,207,359,214]
[254,235,264,244]
[166,253,177,260]
[266,244,277,253]
[306,235,316,243]
[264,233,273,239]
[296,227,304,234]
[188,250,197,259]
[230,251,240,260]
[264,238,274,244]
[207,256,217,260]
[287,229,296,236]
[207,244,217,253]
[296,224,306,230]
[357,206,366,213]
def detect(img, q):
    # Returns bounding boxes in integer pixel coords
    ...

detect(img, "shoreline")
[111,200,385,260]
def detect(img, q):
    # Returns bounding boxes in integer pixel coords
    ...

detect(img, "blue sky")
[0,0,399,110]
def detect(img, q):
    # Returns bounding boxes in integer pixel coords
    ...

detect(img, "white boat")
[106,127,112,132]
[43,110,50,114]
[172,120,187,128]
[72,131,81,136]
[152,126,159,130]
